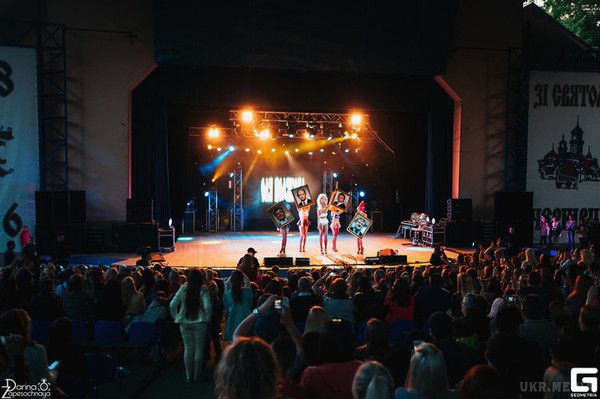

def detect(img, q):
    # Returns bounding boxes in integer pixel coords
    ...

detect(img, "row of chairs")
[294,318,419,345]
[31,319,159,346]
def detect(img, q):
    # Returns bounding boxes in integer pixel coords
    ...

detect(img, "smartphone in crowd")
[274,299,282,310]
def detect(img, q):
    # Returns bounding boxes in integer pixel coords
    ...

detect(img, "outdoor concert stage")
[117,231,437,268]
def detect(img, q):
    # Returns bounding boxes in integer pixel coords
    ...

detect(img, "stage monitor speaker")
[126,198,154,223]
[494,192,533,246]
[112,222,159,252]
[264,257,293,267]
[380,255,408,265]
[295,257,310,266]
[36,191,86,224]
[447,198,472,221]
[365,257,380,265]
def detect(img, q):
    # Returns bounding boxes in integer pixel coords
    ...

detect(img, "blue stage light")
[229,172,234,178]
[228,146,235,151]
[333,172,338,178]
[204,191,209,197]
[359,191,365,197]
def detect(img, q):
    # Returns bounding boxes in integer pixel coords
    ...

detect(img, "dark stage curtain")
[131,72,171,226]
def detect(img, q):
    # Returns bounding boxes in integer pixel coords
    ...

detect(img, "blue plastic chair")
[128,322,158,345]
[94,320,125,343]
[31,320,53,345]
[71,319,92,343]
[388,319,416,343]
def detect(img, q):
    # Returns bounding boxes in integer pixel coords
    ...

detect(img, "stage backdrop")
[527,70,600,242]
[0,47,38,248]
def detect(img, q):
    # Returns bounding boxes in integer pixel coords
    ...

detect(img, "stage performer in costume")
[330,212,341,252]
[297,206,310,252]
[317,194,329,254]
[276,204,291,257]
[356,201,367,255]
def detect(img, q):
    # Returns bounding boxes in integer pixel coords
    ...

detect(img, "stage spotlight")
[217,147,222,152]
[245,148,250,152]
[271,148,276,153]
[320,148,324,152]
[259,129,271,141]
[309,134,315,139]
[359,191,365,198]
[208,126,220,138]
[229,172,234,178]
[327,136,332,141]
[304,132,310,139]
[284,150,289,155]
[294,148,299,152]
[207,144,213,150]
[350,113,362,125]
[228,145,235,151]
[308,151,314,155]
[288,133,294,138]
[204,191,209,197]
[351,132,358,139]
[332,151,337,155]
[344,148,350,153]
[338,123,343,128]
[343,131,350,138]
[241,110,253,123]
[257,149,263,154]
[333,172,338,178]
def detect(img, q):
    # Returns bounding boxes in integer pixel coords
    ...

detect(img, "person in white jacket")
[170,269,212,382]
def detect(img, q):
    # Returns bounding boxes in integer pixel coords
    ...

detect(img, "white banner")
[0,47,38,249]
[527,71,600,241]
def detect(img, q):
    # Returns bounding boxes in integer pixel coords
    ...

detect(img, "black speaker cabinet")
[444,220,482,247]
[112,222,159,252]
[126,198,154,223]
[264,257,293,267]
[36,191,86,224]
[380,255,408,265]
[35,224,85,254]
[447,198,472,221]
[295,257,310,266]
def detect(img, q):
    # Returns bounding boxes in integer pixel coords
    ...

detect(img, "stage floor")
[104,231,438,268]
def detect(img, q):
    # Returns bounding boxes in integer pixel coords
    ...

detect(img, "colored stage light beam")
[198,147,233,176]
[243,155,259,185]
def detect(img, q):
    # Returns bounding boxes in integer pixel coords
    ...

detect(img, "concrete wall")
[47,0,155,221]
[440,0,523,219]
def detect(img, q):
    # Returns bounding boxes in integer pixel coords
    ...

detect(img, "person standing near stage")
[298,206,310,252]
[356,201,366,255]
[551,216,561,247]
[540,215,550,247]
[317,194,329,254]
[274,205,290,257]
[331,212,341,252]
[237,248,259,281]
[565,214,576,250]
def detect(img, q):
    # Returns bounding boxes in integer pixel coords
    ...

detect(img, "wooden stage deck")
[115,231,438,268]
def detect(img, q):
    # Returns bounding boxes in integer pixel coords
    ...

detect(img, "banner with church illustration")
[0,47,38,251]
[527,71,600,241]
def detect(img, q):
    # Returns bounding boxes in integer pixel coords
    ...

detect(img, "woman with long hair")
[223,270,252,342]
[169,269,212,382]
[567,274,593,319]
[540,215,550,246]
[396,343,453,399]
[384,278,414,324]
[352,361,394,399]
[317,193,329,254]
[121,276,145,317]
[215,337,280,399]
[297,206,310,253]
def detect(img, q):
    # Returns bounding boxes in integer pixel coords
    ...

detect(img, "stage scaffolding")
[230,162,244,231]
[322,169,336,197]
[206,189,219,232]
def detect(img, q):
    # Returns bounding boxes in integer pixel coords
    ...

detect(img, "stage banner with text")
[527,71,600,241]
[0,47,38,249]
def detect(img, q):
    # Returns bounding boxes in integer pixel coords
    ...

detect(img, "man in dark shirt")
[414,273,452,328]
[51,233,70,266]
[290,277,321,323]
[237,247,260,281]
[429,312,480,388]
[3,241,16,266]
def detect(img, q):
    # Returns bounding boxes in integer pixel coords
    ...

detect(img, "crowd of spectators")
[0,235,599,398]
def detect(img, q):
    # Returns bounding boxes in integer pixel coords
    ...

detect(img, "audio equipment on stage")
[379,255,408,265]
[444,220,482,247]
[112,222,159,252]
[35,223,85,254]
[295,257,310,266]
[365,257,380,265]
[447,198,472,221]
[36,191,86,224]
[264,257,293,267]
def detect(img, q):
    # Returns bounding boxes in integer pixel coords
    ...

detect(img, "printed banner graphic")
[527,71,600,241]
[0,47,38,248]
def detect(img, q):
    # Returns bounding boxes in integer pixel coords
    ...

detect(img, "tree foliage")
[542,0,600,50]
